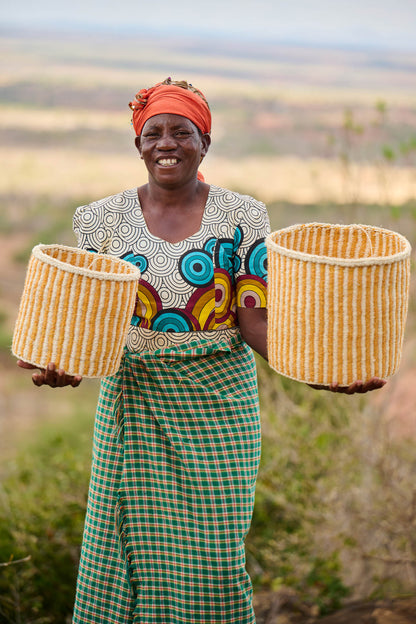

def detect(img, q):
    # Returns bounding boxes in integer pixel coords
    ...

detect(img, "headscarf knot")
[129,80,211,137]
[129,87,156,112]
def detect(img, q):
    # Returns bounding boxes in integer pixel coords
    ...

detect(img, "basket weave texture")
[266,223,411,386]
[12,244,141,378]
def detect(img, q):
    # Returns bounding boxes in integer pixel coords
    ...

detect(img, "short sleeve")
[233,197,271,308]
[72,202,112,253]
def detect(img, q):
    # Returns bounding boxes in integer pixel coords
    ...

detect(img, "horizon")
[2,23,416,57]
[2,0,416,54]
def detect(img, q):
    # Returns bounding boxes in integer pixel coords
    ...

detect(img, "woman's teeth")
[158,158,178,167]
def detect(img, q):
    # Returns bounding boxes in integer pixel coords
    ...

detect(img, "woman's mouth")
[157,158,178,167]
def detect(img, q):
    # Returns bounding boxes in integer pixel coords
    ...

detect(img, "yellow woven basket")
[12,244,141,378]
[266,223,411,386]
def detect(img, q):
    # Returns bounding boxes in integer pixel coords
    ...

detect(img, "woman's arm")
[236,307,385,394]
[236,307,268,360]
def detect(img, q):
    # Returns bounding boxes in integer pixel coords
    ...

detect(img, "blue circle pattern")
[233,225,244,250]
[152,310,194,332]
[232,227,243,272]
[179,250,214,287]
[233,255,241,273]
[122,252,148,273]
[204,238,217,255]
[245,241,268,279]
[215,239,234,273]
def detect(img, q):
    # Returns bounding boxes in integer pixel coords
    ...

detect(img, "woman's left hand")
[309,377,386,394]
[17,360,83,388]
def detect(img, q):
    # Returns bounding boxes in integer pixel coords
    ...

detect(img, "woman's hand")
[309,377,386,394]
[235,308,386,395]
[17,360,82,388]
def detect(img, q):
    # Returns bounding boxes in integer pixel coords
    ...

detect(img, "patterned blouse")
[73,185,270,352]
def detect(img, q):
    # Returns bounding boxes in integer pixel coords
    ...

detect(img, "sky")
[2,0,416,51]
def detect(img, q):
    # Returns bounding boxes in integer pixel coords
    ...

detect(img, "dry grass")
[1,145,415,206]
[204,156,416,205]
[0,146,145,199]
[0,106,128,131]
[2,31,416,206]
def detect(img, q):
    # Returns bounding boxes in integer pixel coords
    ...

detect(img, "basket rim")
[10,349,114,379]
[32,244,141,281]
[265,222,411,267]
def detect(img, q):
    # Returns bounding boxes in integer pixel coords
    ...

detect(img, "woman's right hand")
[17,360,82,388]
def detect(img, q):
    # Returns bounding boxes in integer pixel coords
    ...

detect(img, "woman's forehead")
[142,113,197,132]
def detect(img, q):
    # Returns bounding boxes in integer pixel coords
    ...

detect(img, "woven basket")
[12,244,141,378]
[266,223,411,386]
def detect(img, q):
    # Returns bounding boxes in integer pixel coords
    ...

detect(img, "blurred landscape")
[0,29,416,623]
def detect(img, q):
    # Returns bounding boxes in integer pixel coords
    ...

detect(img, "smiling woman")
[137,114,210,204]
[17,77,385,624]
[68,77,271,624]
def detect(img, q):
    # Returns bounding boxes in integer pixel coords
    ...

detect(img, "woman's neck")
[139,179,206,210]
[137,181,210,244]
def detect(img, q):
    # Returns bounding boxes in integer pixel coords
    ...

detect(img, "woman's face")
[136,113,210,188]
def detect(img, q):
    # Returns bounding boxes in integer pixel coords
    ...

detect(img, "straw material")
[266,223,411,386]
[12,244,141,378]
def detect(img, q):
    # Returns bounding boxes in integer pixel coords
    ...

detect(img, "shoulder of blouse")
[73,188,138,223]
[209,184,268,212]
[72,189,137,251]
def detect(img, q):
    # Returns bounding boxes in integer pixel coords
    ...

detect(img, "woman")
[18,78,385,623]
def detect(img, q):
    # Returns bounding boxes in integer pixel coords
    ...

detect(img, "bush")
[1,359,415,620]
[247,357,416,612]
[0,411,93,623]
[247,358,353,613]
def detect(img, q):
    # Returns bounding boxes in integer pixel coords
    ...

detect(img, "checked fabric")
[72,333,261,623]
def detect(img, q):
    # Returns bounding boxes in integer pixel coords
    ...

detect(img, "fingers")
[44,362,64,387]
[363,377,386,392]
[26,362,82,388]
[328,377,386,394]
[17,359,38,370]
[43,363,83,388]
[344,381,364,395]
[307,383,326,390]
[310,377,386,394]
[32,371,45,386]
[329,381,364,394]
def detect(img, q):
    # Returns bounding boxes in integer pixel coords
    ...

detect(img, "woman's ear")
[200,133,211,158]
[135,136,143,158]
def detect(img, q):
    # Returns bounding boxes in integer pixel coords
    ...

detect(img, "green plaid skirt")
[72,333,261,623]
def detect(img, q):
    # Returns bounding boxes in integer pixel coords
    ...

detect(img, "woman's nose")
[156,133,177,149]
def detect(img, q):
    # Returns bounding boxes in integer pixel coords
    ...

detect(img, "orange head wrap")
[129,80,211,137]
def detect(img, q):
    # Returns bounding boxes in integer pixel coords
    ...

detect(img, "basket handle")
[359,226,374,258]
[85,234,115,270]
